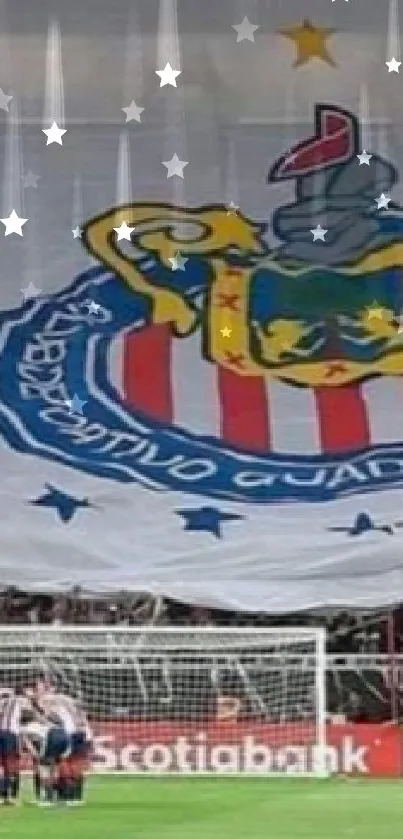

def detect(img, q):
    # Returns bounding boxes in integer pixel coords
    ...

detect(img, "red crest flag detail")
[272,107,357,178]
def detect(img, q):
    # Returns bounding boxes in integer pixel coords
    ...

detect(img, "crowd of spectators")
[0,587,402,654]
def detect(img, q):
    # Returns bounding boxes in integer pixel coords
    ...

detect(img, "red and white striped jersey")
[22,721,50,757]
[0,694,31,734]
[38,693,84,735]
[0,687,14,700]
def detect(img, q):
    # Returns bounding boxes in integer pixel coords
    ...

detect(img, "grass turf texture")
[0,777,401,838]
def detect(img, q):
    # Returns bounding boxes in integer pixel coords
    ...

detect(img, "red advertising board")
[86,721,402,777]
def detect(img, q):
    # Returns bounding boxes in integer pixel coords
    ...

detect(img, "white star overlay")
[72,226,82,239]
[23,171,40,188]
[155,63,181,87]
[0,88,13,111]
[232,17,259,43]
[357,151,372,166]
[168,252,188,271]
[113,221,136,241]
[226,201,239,215]
[66,394,87,416]
[1,210,28,236]
[311,224,327,242]
[386,58,401,73]
[87,301,102,316]
[375,193,391,209]
[162,154,188,179]
[42,122,67,146]
[122,101,144,123]
[21,282,42,301]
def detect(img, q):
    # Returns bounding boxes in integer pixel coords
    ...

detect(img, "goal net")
[0,626,327,776]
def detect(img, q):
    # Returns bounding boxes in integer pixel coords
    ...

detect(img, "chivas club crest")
[3,104,403,504]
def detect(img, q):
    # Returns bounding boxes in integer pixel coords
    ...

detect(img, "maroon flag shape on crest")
[269,105,359,182]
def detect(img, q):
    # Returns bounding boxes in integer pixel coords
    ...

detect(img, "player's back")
[0,692,29,733]
[40,692,81,735]
[22,720,49,756]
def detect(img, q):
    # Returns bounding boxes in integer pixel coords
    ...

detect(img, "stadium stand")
[0,589,401,724]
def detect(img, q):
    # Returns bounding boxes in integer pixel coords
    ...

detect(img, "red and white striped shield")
[114,323,403,459]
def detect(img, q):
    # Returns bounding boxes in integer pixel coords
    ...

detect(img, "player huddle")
[0,678,92,806]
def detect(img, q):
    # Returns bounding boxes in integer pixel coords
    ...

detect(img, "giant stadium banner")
[1,1,403,609]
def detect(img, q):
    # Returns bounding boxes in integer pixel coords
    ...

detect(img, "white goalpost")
[0,625,327,777]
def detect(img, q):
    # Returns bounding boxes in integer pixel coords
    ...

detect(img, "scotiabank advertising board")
[90,721,402,777]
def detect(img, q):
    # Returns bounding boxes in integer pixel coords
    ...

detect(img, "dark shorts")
[70,731,89,758]
[0,731,18,760]
[41,727,71,764]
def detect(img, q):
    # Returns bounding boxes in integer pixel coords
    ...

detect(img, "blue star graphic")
[31,484,94,523]
[328,512,395,537]
[176,506,243,538]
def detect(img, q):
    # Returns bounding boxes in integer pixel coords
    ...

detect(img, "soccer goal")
[0,625,327,776]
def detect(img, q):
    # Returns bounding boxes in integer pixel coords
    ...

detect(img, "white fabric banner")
[0,0,403,610]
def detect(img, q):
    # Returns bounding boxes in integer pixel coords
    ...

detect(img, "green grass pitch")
[0,777,401,838]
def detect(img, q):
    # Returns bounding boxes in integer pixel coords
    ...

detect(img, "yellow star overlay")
[220,326,232,338]
[254,319,306,363]
[360,303,396,340]
[365,302,386,320]
[278,19,336,68]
